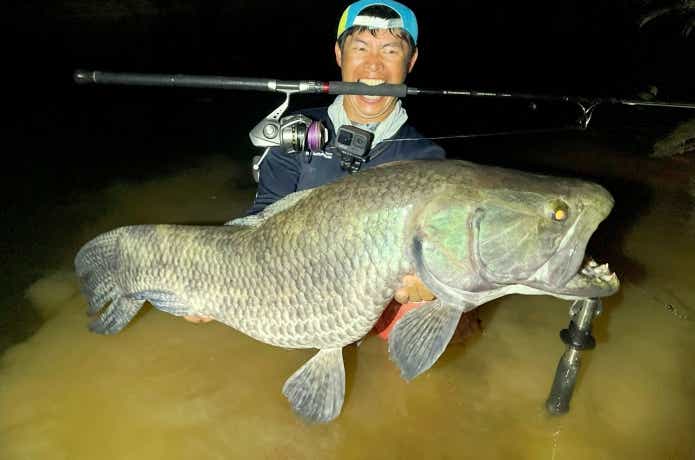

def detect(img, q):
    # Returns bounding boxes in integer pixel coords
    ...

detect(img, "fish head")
[474,173,618,298]
[416,166,619,302]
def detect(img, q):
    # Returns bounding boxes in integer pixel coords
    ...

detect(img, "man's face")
[335,29,418,124]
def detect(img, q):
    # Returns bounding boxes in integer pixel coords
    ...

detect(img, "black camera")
[335,125,374,173]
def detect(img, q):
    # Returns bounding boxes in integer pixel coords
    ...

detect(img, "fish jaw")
[545,258,620,299]
[558,259,620,298]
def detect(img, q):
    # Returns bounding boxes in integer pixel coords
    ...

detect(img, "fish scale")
[104,210,406,348]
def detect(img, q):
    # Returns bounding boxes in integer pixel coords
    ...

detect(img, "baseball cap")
[337,0,419,45]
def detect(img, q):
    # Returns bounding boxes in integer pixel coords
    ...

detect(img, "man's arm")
[246,148,302,215]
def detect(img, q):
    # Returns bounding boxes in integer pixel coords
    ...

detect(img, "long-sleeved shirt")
[247,105,446,215]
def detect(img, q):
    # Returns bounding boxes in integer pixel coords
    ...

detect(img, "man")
[246,0,445,215]
[186,1,480,342]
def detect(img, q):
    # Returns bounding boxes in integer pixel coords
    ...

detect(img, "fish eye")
[548,200,569,222]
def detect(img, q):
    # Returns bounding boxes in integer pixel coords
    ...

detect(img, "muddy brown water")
[1,146,693,459]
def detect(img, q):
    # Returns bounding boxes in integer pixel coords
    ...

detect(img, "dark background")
[4,0,693,178]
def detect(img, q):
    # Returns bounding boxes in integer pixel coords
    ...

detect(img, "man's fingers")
[408,289,423,302]
[415,280,435,301]
[402,274,418,286]
[418,287,436,301]
[404,274,434,302]
[394,287,410,304]
[393,274,437,304]
[184,315,213,324]
[402,275,421,301]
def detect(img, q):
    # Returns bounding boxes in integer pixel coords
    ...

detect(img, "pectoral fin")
[387,299,464,381]
[282,348,345,423]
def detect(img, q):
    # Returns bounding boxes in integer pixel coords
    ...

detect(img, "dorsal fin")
[225,188,315,227]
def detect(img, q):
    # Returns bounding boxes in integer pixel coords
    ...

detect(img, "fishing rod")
[74,69,695,173]
[73,69,695,109]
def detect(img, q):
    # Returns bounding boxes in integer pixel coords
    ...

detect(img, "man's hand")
[183,315,213,324]
[394,274,435,304]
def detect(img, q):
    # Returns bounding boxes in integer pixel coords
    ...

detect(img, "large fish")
[75,160,619,423]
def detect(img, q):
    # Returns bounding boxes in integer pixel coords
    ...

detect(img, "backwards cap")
[337,0,419,45]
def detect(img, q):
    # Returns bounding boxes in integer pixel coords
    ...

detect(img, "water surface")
[1,146,693,460]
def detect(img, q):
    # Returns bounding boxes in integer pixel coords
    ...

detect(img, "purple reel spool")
[306,120,326,153]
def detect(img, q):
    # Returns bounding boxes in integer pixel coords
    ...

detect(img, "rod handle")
[73,70,274,91]
[327,81,407,97]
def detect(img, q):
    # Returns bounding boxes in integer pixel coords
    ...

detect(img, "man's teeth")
[359,79,385,85]
[357,79,386,100]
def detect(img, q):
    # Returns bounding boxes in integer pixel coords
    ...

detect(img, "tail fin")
[74,228,145,334]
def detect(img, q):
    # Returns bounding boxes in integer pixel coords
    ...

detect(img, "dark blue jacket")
[247,106,446,215]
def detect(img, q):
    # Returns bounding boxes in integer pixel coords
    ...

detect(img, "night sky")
[2,1,694,196]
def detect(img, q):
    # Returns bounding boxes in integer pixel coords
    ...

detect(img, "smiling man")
[187,1,478,334]
[246,0,445,212]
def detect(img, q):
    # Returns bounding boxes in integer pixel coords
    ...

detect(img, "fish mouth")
[529,256,620,299]
[522,213,620,299]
